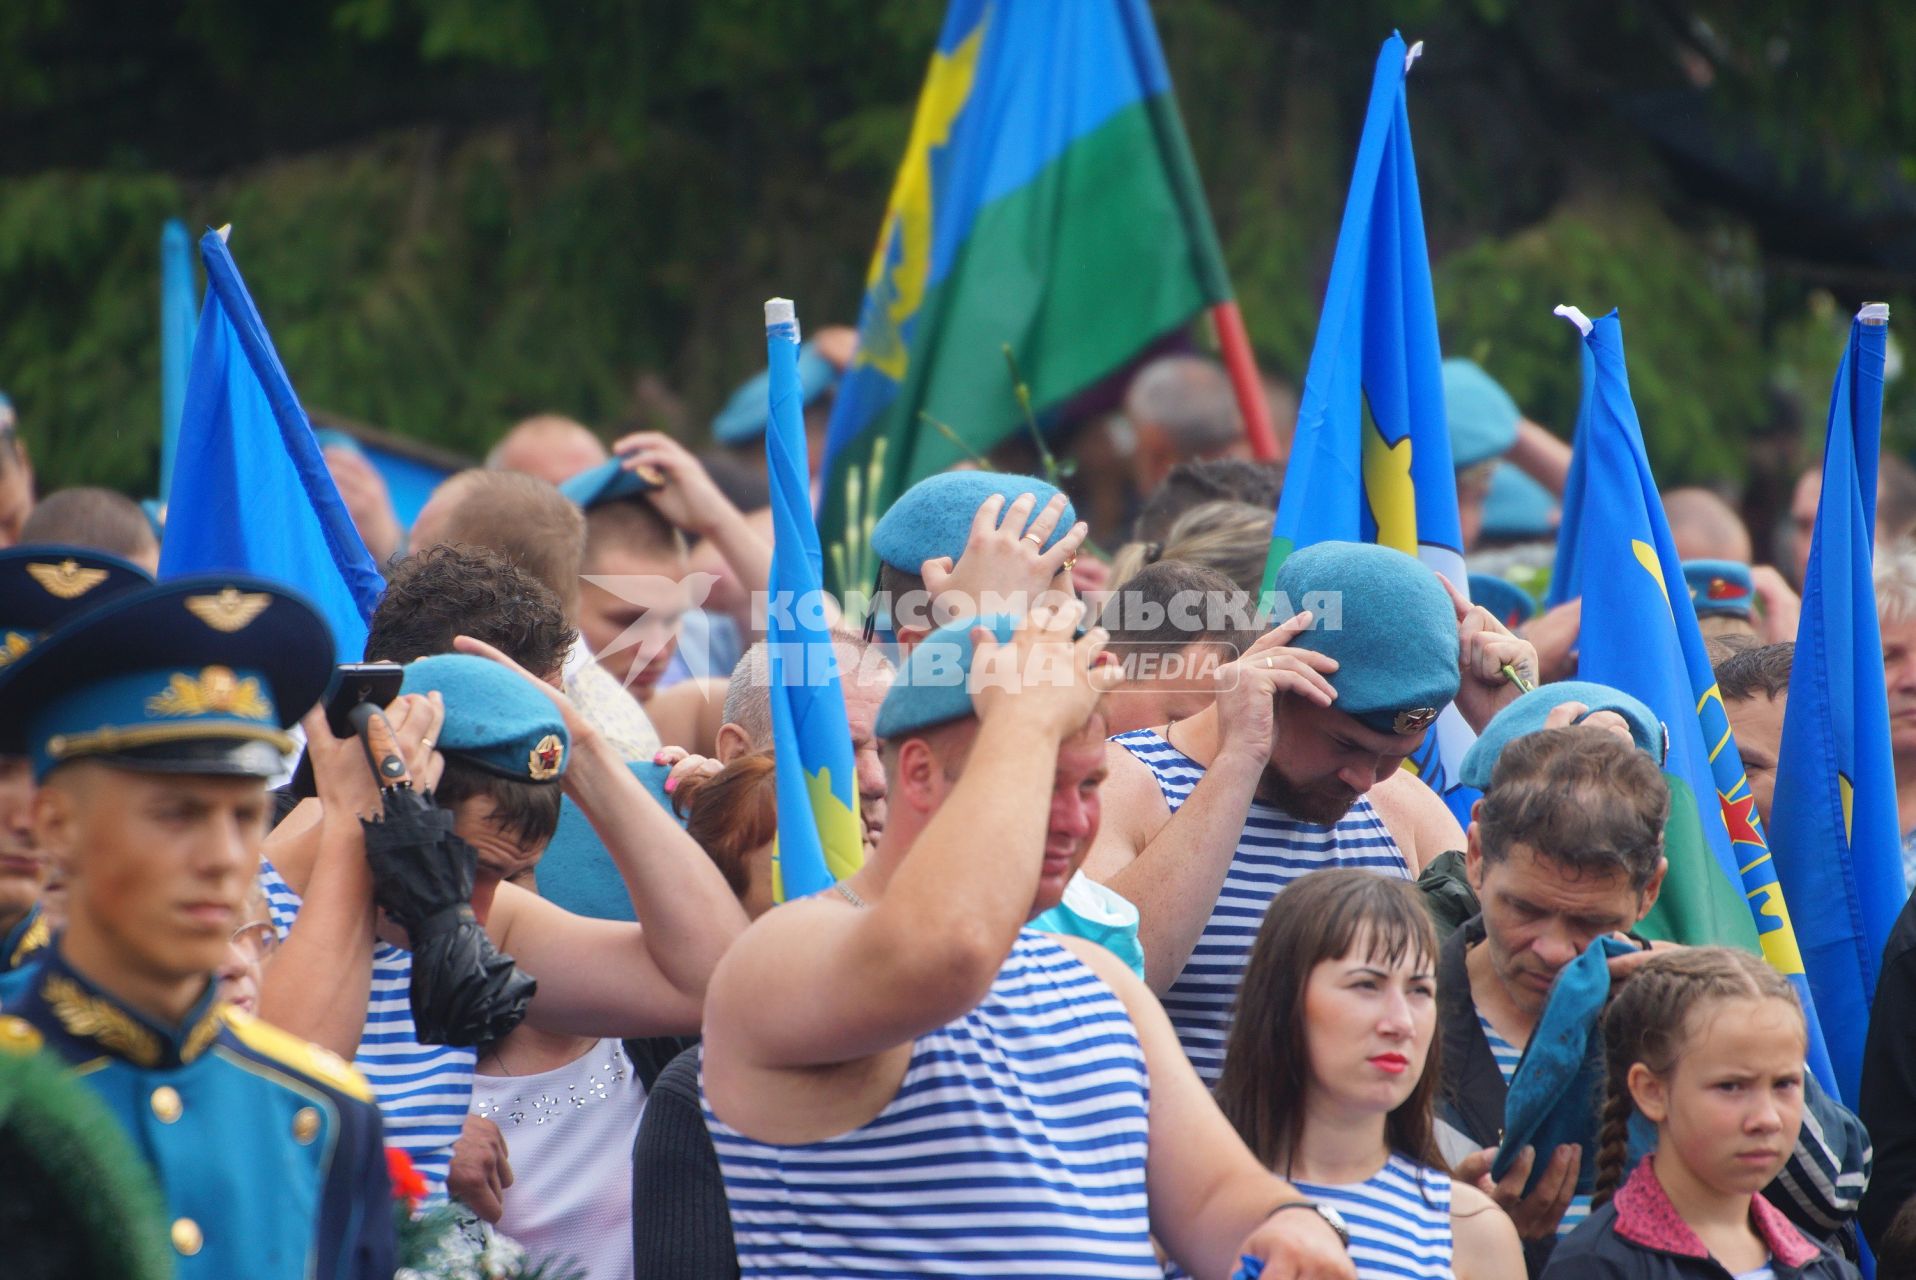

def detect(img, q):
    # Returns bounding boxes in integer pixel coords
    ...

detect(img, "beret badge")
[529,734,565,781]
[1393,707,1439,735]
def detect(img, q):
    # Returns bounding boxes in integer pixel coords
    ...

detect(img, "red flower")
[386,1146,429,1206]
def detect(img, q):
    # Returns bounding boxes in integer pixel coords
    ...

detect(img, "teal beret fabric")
[400,653,570,783]
[536,762,681,922]
[1460,680,1666,790]
[1442,358,1521,468]
[874,614,1018,739]
[1493,934,1637,1194]
[870,472,1076,573]
[1029,874,1145,980]
[1683,559,1754,620]
[1480,463,1558,539]
[1271,542,1459,735]
[1468,573,1538,630]
[559,458,661,509]
[0,575,331,781]
[711,342,839,445]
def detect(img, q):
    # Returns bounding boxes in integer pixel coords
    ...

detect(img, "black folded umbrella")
[353,705,535,1047]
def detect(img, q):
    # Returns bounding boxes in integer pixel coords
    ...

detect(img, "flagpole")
[1211,301,1281,462]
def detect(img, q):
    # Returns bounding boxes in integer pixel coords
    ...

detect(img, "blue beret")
[1481,464,1559,540]
[1271,542,1459,736]
[559,458,662,510]
[871,472,1076,574]
[1493,935,1636,1195]
[0,546,153,669]
[0,576,332,781]
[1468,573,1537,630]
[538,763,683,921]
[874,615,1018,740]
[711,342,840,446]
[1442,359,1521,468]
[400,654,570,783]
[1460,680,1666,790]
[1683,559,1754,620]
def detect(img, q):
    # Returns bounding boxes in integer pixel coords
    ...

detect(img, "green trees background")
[3,0,1913,501]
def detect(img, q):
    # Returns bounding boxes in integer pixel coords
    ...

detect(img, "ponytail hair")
[1590,946,1804,1207]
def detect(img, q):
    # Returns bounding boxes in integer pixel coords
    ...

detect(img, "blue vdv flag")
[160,230,383,663]
[1769,304,1902,1105]
[1260,33,1477,820]
[1557,305,1836,1094]
[765,299,863,902]
[159,218,197,503]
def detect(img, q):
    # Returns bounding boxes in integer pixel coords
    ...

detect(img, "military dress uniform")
[0,574,396,1279]
[0,545,153,977]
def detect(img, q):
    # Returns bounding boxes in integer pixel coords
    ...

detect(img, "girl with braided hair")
[1545,947,1856,1280]
[1199,869,1523,1280]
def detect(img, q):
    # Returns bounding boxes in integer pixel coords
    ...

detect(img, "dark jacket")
[1542,1157,1858,1280]
[1859,885,1916,1249]
[631,1046,738,1280]
[1438,917,1871,1267]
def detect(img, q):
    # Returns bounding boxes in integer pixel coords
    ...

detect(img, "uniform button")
[293,1106,321,1144]
[171,1217,203,1256]
[150,1086,183,1124]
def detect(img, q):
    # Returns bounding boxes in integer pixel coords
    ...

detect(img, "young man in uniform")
[0,575,396,1278]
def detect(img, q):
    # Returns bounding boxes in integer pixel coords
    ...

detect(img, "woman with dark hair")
[1206,869,1523,1280]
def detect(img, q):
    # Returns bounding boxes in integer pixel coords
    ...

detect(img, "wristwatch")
[1267,1198,1351,1249]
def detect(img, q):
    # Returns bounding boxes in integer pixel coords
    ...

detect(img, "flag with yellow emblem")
[766,299,863,901]
[1770,304,1900,1103]
[1260,34,1477,820]
[1555,305,1835,1093]
[820,0,1236,594]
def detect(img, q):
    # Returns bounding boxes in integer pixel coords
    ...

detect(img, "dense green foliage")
[2,1,1912,496]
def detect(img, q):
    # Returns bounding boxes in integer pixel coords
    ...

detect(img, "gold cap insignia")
[0,1015,43,1057]
[1393,707,1439,735]
[26,559,108,600]
[185,588,271,633]
[528,733,564,781]
[147,666,274,721]
[0,631,29,669]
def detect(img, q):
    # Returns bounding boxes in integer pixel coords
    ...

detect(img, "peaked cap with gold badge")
[0,574,333,782]
[0,544,153,672]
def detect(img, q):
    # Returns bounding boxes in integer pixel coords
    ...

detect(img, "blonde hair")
[1876,536,1916,630]
[1591,947,1804,1207]
[1110,500,1272,595]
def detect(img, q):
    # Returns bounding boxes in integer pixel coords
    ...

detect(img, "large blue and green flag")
[1557,306,1834,1091]
[1260,34,1476,819]
[1770,304,1901,1104]
[820,0,1235,594]
[765,299,863,902]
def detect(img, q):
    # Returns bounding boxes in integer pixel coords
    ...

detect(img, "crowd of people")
[1,342,1915,1280]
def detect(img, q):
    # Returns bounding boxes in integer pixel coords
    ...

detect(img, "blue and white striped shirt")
[260,859,475,1197]
[1168,1153,1455,1280]
[706,929,1159,1278]
[1115,728,1411,1084]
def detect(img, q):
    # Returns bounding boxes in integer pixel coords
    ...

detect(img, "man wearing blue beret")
[0,576,396,1278]
[700,603,1355,1280]
[1439,692,1869,1272]
[0,545,152,974]
[868,470,1088,643]
[1085,540,1536,1084]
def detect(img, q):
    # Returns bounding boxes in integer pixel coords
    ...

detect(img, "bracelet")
[1263,1198,1350,1249]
